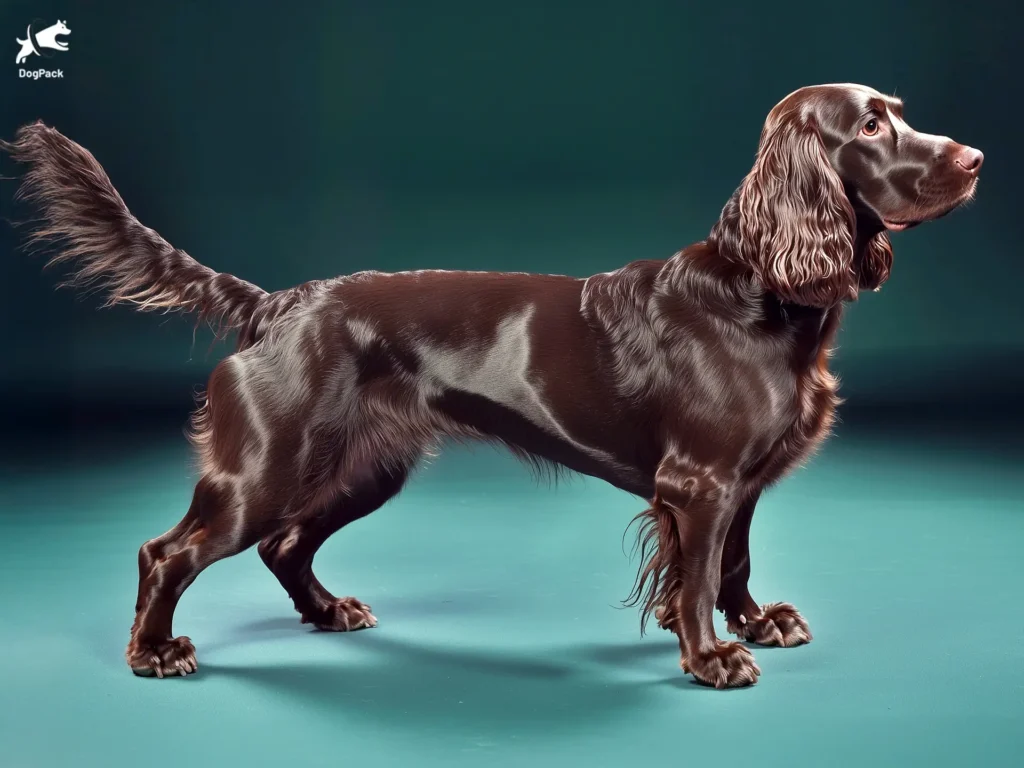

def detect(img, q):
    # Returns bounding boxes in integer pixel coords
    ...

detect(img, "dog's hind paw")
[728,602,812,647]
[302,597,378,632]
[127,636,198,678]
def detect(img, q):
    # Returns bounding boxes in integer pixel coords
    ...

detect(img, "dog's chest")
[647,307,842,484]
[751,316,843,485]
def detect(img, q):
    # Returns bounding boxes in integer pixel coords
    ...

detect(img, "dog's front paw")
[728,602,812,647]
[127,635,198,678]
[681,640,761,688]
[302,597,377,631]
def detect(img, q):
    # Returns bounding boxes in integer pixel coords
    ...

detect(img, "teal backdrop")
[2,4,1023,768]
[1,0,1022,419]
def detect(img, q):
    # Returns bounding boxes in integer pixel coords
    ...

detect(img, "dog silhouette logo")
[15,19,70,65]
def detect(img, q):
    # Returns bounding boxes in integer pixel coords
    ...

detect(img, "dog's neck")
[658,242,833,342]
[705,189,746,270]
[674,190,841,353]
[703,191,823,318]
[705,187,880,314]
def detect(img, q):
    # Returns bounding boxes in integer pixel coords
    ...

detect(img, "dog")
[2,84,981,687]
[15,20,70,65]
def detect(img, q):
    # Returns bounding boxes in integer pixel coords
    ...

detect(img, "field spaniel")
[2,83,982,687]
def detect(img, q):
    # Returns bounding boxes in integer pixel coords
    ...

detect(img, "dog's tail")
[2,121,270,334]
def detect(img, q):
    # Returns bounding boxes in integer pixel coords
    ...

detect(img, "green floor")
[1,424,1022,767]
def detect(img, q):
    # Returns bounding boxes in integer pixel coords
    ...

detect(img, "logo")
[15,19,69,79]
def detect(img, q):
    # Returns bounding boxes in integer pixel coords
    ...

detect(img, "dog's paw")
[302,597,378,631]
[728,602,812,647]
[682,640,761,689]
[127,636,198,678]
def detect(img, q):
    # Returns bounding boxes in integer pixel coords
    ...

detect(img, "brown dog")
[3,84,981,687]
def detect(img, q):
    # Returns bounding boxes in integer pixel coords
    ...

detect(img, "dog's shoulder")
[581,258,663,329]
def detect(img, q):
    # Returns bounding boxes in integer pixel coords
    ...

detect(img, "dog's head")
[45,20,71,44]
[735,83,982,308]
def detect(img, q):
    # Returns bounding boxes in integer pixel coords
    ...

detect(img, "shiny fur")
[2,84,981,687]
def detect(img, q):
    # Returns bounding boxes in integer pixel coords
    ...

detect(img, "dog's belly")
[430,387,653,497]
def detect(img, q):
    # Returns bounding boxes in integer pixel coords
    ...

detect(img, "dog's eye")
[862,119,880,136]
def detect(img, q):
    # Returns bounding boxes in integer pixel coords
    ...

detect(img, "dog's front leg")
[651,454,761,688]
[716,491,812,648]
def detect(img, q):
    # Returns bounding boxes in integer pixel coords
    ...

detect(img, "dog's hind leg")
[126,355,299,677]
[258,463,412,631]
[127,475,272,677]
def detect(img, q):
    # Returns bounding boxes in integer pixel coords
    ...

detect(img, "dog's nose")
[954,145,984,175]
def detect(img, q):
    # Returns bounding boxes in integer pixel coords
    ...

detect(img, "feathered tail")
[2,120,269,333]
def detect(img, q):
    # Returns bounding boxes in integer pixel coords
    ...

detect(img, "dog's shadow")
[193,616,720,731]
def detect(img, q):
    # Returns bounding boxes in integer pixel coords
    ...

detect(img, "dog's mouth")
[881,218,921,232]
[881,181,978,234]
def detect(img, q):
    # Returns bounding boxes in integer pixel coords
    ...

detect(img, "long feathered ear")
[738,112,857,308]
[859,231,893,291]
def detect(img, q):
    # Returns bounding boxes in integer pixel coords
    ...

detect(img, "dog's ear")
[858,231,893,292]
[738,112,857,308]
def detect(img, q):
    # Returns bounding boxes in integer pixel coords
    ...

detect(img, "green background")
[2,0,1022,414]
[1,2,1022,767]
